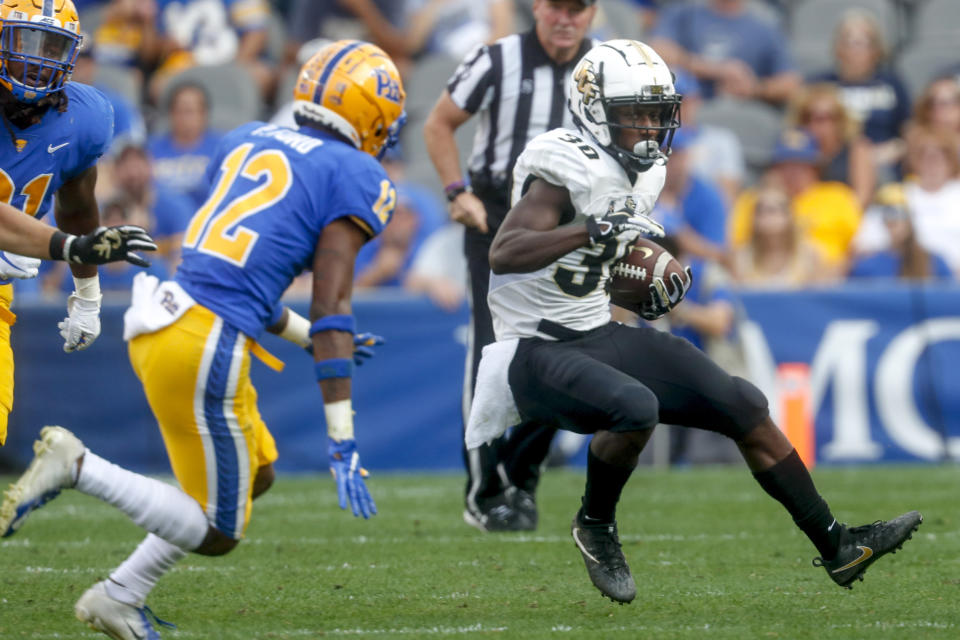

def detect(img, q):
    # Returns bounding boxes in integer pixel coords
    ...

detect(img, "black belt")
[537,319,589,341]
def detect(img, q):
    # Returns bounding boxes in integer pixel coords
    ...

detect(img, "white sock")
[106,534,186,607]
[76,449,209,550]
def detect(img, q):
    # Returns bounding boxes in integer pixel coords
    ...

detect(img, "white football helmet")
[568,39,681,172]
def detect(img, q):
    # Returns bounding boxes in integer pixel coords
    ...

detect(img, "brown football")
[608,237,685,311]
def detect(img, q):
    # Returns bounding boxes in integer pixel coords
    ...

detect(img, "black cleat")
[463,492,533,532]
[813,510,923,589]
[571,508,636,603]
[510,488,538,531]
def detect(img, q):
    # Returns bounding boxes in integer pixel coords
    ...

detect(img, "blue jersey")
[0,82,113,221]
[175,123,396,338]
[148,130,223,209]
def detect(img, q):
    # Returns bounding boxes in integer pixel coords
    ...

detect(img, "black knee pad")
[727,376,770,439]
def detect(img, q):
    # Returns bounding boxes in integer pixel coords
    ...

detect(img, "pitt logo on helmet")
[292,40,407,160]
[0,0,82,103]
[374,68,401,104]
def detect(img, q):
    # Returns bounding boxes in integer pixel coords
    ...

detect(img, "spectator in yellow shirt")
[729,129,861,269]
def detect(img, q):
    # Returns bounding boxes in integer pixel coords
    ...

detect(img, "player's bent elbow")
[488,248,513,275]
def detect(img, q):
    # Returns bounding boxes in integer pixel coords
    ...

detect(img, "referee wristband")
[444,180,471,203]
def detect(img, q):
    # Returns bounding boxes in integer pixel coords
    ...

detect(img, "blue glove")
[353,332,384,366]
[304,332,384,365]
[328,438,377,518]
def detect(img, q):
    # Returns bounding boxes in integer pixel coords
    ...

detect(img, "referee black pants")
[462,195,556,509]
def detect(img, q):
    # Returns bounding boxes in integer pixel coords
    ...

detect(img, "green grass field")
[1,465,958,639]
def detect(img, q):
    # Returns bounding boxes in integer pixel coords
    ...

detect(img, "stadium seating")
[92,64,140,106]
[596,0,645,40]
[157,63,265,133]
[790,0,902,59]
[399,53,474,193]
[696,96,784,172]
[896,42,957,100]
[911,0,960,46]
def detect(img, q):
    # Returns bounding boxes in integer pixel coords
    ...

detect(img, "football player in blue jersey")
[0,0,130,446]
[0,39,406,638]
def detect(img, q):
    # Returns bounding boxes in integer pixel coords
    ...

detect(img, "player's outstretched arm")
[0,201,63,258]
[489,178,590,275]
[0,201,157,265]
[310,218,377,519]
[50,226,158,267]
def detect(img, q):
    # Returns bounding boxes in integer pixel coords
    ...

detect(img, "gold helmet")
[292,40,406,160]
[0,0,82,102]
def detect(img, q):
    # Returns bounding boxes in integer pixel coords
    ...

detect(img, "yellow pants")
[0,284,16,446]
[128,303,278,539]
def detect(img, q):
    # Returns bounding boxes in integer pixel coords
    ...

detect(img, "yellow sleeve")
[794,183,863,265]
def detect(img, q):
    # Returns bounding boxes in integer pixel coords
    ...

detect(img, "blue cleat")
[75,581,176,640]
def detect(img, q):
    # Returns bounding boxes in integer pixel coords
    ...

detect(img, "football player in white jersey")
[473,40,922,604]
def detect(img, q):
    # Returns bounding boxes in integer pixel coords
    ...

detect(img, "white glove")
[0,251,41,280]
[58,292,102,352]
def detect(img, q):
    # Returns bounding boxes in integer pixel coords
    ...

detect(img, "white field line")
[20,621,958,640]
[22,565,239,575]
[6,530,955,551]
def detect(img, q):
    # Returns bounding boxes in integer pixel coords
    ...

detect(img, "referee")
[423,0,597,532]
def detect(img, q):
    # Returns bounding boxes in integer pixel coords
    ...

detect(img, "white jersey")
[488,128,666,340]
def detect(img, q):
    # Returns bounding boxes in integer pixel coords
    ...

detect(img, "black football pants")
[509,321,769,440]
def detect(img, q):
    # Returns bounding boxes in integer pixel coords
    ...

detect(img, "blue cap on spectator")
[770,129,820,165]
[673,69,700,99]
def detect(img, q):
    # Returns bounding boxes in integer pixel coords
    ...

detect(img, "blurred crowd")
[17,0,960,312]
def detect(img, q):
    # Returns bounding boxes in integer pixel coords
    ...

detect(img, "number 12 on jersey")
[183,143,293,267]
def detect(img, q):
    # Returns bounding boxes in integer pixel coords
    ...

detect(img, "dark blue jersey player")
[0,39,407,639]
[0,0,113,444]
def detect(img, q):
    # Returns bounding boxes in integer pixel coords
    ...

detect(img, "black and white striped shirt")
[447,29,598,188]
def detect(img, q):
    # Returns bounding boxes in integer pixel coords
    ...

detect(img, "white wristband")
[279,308,311,348]
[324,399,354,442]
[72,275,101,302]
